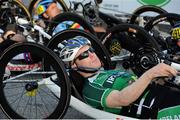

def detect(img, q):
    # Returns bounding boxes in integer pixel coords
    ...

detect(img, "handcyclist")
[34,0,106,33]
[59,36,180,119]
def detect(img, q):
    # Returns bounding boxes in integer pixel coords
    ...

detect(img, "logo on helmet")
[36,5,45,15]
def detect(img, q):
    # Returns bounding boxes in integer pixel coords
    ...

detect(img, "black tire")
[101,24,161,76]
[144,13,180,51]
[129,5,167,25]
[144,13,180,31]
[102,24,161,51]
[0,0,32,28]
[28,0,69,18]
[47,29,110,70]
[47,12,96,36]
[0,42,71,119]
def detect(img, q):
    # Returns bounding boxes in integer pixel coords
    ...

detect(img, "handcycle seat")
[69,69,85,101]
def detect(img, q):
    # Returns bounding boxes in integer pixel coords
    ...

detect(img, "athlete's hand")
[10,34,26,42]
[3,30,16,40]
[144,63,177,80]
[35,19,46,29]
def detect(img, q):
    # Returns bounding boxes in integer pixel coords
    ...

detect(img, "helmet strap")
[72,66,101,73]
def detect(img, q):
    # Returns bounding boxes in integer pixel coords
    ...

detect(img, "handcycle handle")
[34,25,52,39]
[163,60,180,71]
[15,16,29,24]
[16,18,52,40]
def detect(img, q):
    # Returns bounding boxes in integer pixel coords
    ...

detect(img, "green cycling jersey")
[83,69,136,114]
[82,69,180,119]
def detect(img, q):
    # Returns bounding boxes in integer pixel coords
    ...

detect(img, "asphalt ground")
[0,106,91,119]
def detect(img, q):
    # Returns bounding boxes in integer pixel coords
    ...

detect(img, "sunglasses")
[75,47,95,61]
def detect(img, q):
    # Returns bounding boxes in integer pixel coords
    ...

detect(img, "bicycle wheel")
[28,0,69,19]
[47,29,110,70]
[101,23,160,76]
[47,12,96,36]
[144,13,180,52]
[0,0,32,28]
[0,42,71,119]
[129,5,167,26]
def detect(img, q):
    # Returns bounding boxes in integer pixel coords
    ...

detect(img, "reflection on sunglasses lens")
[76,47,95,60]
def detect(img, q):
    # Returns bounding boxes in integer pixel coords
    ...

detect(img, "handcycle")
[15,11,96,41]
[101,23,179,87]
[4,11,96,72]
[1,27,180,119]
[0,25,180,119]
[0,29,120,119]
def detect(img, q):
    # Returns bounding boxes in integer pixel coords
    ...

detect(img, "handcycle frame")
[1,11,180,118]
[16,11,96,44]
[1,27,180,119]
[1,1,179,118]
[0,29,137,119]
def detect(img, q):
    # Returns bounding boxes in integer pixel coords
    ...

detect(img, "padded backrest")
[69,70,85,101]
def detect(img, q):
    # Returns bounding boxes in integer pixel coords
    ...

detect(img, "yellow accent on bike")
[110,40,122,55]
[171,27,180,40]
[26,89,37,96]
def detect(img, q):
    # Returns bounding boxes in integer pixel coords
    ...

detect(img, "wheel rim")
[0,43,70,119]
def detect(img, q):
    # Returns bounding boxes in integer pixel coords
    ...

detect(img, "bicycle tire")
[101,24,161,76]
[47,12,96,35]
[47,29,110,70]
[0,42,71,119]
[0,0,32,26]
[28,0,69,18]
[15,0,32,21]
[102,24,161,51]
[144,13,180,31]
[144,13,180,52]
[129,5,167,25]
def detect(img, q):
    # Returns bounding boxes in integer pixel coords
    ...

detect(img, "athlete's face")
[42,2,61,20]
[72,45,102,70]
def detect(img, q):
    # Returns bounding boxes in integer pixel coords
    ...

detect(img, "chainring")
[130,47,160,76]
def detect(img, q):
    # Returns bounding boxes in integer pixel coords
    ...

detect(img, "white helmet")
[59,36,91,62]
